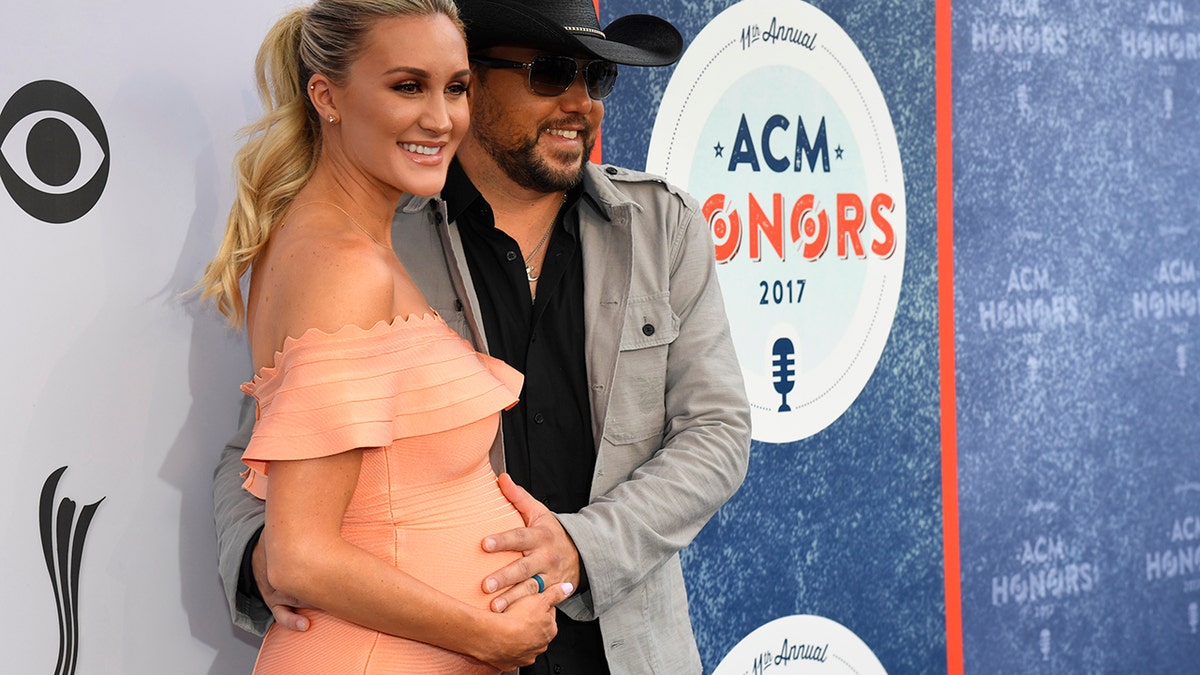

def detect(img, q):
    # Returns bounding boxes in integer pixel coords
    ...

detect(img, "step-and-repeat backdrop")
[1,0,1196,672]
[616,1,940,673]
[953,1,1200,672]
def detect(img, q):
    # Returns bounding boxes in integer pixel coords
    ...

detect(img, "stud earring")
[328,115,337,124]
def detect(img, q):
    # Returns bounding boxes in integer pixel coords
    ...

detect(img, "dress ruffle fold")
[239,314,521,498]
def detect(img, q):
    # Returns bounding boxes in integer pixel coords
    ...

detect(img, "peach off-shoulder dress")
[239,313,525,674]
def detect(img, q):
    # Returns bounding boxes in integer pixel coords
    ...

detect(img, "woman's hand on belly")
[469,579,575,670]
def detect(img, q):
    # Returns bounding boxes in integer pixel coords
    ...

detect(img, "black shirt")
[444,160,610,675]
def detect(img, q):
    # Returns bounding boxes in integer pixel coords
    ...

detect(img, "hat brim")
[463,2,683,67]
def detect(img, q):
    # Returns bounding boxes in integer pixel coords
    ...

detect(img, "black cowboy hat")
[457,0,683,67]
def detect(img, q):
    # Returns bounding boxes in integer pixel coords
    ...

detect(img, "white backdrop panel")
[1,2,301,672]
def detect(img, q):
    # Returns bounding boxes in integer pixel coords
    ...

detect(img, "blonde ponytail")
[196,9,317,326]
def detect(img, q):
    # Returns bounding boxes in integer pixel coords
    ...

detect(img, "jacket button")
[642,323,655,336]
[605,166,618,175]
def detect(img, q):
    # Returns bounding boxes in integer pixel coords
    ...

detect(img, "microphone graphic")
[772,337,796,412]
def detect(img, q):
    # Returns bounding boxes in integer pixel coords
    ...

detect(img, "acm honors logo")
[0,80,109,223]
[40,467,105,675]
[647,0,906,443]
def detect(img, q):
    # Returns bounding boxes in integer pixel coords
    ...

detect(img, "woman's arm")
[264,450,567,669]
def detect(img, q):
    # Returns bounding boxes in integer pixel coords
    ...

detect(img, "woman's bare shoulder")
[251,211,396,353]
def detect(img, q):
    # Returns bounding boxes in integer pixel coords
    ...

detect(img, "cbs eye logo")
[0,80,109,224]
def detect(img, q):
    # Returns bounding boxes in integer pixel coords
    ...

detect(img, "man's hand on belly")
[481,473,582,613]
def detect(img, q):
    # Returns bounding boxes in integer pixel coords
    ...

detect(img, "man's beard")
[473,104,594,192]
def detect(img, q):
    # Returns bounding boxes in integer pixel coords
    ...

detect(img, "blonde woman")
[197,1,569,671]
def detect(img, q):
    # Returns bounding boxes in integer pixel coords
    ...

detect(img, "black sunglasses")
[470,55,619,100]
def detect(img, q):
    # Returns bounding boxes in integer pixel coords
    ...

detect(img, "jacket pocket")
[603,293,679,445]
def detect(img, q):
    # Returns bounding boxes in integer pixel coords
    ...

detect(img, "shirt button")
[434,211,444,224]
[534,413,545,424]
[507,250,518,261]
[642,323,655,336]
[605,166,618,175]
[553,666,562,674]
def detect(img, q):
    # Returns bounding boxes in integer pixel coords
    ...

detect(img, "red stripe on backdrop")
[936,0,964,673]
[591,0,604,164]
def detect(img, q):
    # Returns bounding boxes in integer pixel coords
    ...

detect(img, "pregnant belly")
[344,462,526,606]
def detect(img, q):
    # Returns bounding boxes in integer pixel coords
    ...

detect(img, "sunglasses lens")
[529,56,579,96]
[526,56,618,100]
[584,61,618,100]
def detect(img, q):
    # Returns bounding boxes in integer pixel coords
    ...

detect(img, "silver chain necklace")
[524,194,567,282]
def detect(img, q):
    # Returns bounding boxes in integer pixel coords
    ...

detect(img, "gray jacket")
[212,163,751,673]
